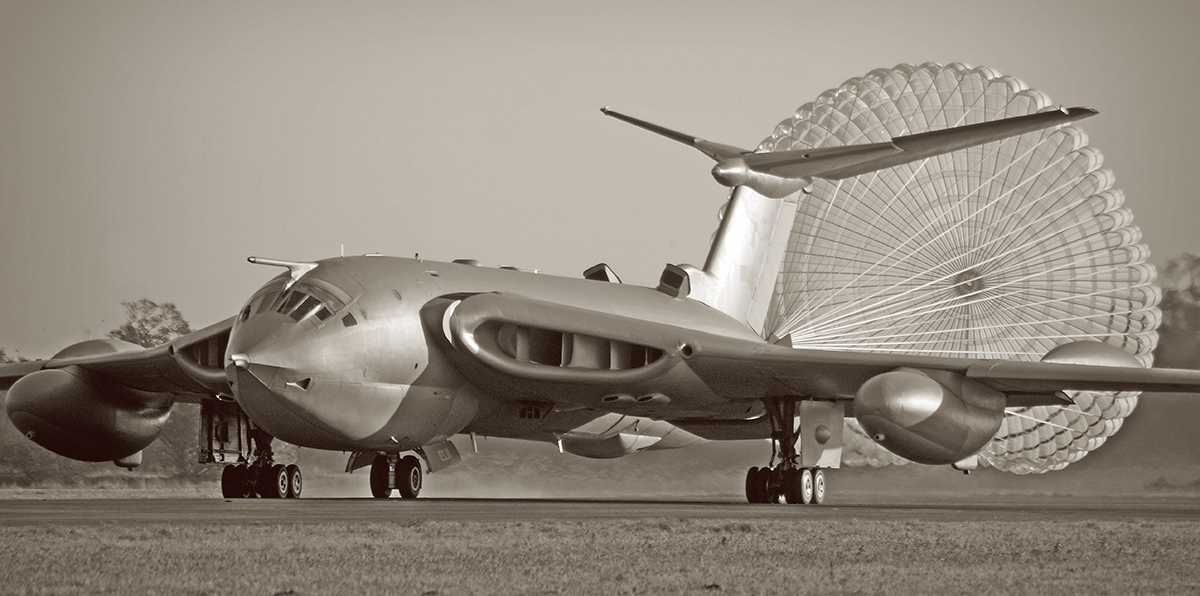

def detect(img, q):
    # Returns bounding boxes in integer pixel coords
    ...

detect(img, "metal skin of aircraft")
[5,103,1200,505]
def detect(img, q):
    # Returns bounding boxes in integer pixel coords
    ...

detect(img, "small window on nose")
[342,313,358,327]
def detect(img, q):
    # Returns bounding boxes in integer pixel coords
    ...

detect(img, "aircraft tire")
[799,468,814,505]
[812,469,826,505]
[221,465,239,498]
[369,455,391,499]
[235,465,255,498]
[767,467,784,503]
[260,464,289,499]
[396,456,422,499]
[286,464,302,499]
[744,467,759,503]
[745,467,771,503]
[783,469,802,504]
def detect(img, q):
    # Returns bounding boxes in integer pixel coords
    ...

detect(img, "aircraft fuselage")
[225,256,763,453]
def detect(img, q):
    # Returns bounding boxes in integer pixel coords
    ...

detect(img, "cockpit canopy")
[238,273,354,325]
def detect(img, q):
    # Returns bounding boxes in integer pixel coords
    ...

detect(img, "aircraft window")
[277,291,306,315]
[255,291,281,315]
[303,284,345,313]
[289,295,322,321]
[314,306,332,321]
[342,313,358,327]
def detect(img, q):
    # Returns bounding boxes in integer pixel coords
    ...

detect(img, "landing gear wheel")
[369,455,392,499]
[745,467,766,503]
[396,456,422,499]
[783,469,802,504]
[286,464,303,499]
[799,468,814,505]
[812,468,826,505]
[767,468,785,504]
[221,465,240,498]
[235,464,254,498]
[260,464,289,499]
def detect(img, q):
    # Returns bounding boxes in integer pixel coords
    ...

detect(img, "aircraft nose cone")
[226,314,290,366]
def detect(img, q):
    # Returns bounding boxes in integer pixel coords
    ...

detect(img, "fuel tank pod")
[854,368,1005,465]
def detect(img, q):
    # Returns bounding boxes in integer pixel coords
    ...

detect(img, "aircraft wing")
[425,292,1200,416]
[689,342,1200,400]
[0,317,234,403]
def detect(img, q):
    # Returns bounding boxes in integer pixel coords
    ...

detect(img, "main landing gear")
[220,427,303,499]
[745,398,829,505]
[369,454,423,499]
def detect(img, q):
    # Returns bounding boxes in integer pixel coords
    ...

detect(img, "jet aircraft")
[5,105,1200,504]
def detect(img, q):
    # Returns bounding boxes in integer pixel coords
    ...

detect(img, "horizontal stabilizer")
[600,107,749,162]
[604,105,1097,198]
[813,107,1098,180]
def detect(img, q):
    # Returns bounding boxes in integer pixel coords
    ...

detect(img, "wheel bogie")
[748,466,829,505]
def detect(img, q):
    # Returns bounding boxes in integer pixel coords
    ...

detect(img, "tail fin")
[602,106,1096,336]
[681,185,799,337]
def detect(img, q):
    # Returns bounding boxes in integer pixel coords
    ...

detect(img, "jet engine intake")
[4,366,172,462]
[854,368,1005,465]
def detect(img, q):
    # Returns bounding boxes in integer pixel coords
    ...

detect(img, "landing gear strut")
[219,426,303,499]
[745,398,828,505]
[368,454,424,499]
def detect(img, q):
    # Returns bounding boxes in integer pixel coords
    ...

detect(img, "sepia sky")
[1,0,1198,358]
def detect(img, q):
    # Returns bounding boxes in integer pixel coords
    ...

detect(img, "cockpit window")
[271,281,349,324]
[239,270,356,326]
[254,291,281,315]
[288,295,322,321]
[277,291,307,315]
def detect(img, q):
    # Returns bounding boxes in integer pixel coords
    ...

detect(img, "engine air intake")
[494,323,664,370]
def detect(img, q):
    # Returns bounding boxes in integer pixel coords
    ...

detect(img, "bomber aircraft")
[4,102,1200,504]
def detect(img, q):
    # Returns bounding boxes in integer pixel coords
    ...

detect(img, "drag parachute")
[757,62,1158,473]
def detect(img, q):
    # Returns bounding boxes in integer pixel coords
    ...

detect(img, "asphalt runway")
[1,496,1197,526]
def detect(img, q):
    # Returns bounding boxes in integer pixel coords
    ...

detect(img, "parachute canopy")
[756,63,1158,473]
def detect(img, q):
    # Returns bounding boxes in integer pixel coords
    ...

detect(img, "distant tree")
[0,348,28,363]
[107,299,193,348]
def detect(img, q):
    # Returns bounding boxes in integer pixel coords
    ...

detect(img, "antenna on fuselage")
[247,257,318,290]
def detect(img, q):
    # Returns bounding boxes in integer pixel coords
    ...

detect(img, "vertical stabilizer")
[673,186,800,336]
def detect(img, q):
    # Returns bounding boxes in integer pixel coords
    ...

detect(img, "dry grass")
[1,518,1197,595]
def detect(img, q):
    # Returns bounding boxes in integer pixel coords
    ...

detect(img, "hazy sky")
[2,0,1198,358]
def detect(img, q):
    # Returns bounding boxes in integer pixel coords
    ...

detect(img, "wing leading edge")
[0,317,234,402]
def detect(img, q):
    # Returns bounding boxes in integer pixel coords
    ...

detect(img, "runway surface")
[1,495,1197,526]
